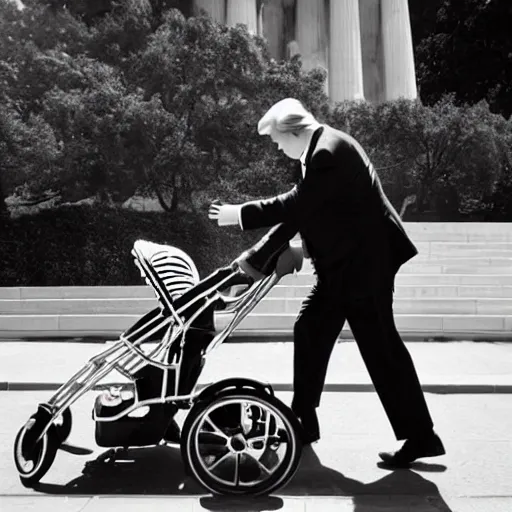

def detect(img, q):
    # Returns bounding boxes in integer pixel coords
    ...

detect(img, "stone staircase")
[1,223,512,340]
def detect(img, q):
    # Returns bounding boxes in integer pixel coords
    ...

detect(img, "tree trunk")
[170,184,179,212]
[399,194,416,218]
[154,185,172,212]
[0,175,10,227]
[153,171,178,212]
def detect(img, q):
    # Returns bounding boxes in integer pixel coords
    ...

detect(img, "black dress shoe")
[379,431,446,467]
[301,428,320,445]
[163,418,181,444]
[296,409,320,445]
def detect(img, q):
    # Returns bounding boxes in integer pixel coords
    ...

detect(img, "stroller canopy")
[132,240,200,304]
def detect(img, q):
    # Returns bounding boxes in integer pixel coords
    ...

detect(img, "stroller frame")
[14,237,304,495]
[37,245,281,440]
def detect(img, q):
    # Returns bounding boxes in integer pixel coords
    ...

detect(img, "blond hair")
[258,98,317,135]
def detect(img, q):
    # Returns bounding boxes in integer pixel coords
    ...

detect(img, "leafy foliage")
[0,206,262,285]
[327,96,512,219]
[2,0,512,285]
[0,1,328,215]
[414,0,512,118]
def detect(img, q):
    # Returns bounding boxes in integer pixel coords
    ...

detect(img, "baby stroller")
[13,224,305,495]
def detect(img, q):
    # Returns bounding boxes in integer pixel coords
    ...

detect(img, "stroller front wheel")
[13,416,59,488]
[54,408,72,444]
[181,388,302,496]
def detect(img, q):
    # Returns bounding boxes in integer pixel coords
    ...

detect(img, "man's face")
[270,129,304,160]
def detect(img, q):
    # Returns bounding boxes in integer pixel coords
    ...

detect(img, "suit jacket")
[240,125,418,296]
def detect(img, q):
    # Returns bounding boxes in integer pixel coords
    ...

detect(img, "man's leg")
[344,290,434,441]
[291,282,346,421]
[344,289,445,466]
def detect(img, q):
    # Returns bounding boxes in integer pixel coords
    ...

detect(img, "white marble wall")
[295,0,328,73]
[359,0,385,103]
[226,0,258,33]
[192,0,417,102]
[194,0,226,23]
[261,0,286,61]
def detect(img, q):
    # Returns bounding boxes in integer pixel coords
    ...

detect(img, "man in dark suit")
[208,98,445,467]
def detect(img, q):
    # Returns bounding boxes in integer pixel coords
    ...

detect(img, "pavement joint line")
[2,495,512,501]
[3,382,512,393]
[1,332,512,342]
[2,336,512,343]
[0,494,474,499]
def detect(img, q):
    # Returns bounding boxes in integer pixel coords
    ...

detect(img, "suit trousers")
[290,276,434,441]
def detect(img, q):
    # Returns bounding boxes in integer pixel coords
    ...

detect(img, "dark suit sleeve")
[240,149,354,231]
[236,222,299,278]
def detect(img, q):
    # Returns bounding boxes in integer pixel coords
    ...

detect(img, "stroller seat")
[128,240,257,401]
[93,242,213,446]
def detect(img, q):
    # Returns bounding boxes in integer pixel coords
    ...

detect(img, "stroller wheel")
[181,388,302,496]
[54,408,72,444]
[13,416,59,488]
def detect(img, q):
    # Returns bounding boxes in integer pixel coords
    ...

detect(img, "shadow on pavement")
[200,496,284,511]
[280,447,453,511]
[36,445,204,495]
[34,444,452,511]
[60,443,94,456]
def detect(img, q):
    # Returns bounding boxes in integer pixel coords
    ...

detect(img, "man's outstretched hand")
[208,200,241,226]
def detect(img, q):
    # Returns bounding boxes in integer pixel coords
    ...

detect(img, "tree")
[39,60,137,202]
[327,97,512,218]
[0,106,61,212]
[0,1,326,214]
[408,0,443,46]
[416,0,512,118]
[129,9,328,211]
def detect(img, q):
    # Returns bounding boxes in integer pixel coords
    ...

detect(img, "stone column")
[295,0,328,72]
[194,0,226,24]
[261,0,285,61]
[226,0,258,34]
[381,0,417,100]
[329,0,365,102]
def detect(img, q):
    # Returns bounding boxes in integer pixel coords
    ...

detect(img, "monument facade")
[193,0,417,103]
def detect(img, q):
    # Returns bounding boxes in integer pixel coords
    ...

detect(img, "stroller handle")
[233,223,304,281]
[235,243,303,281]
[275,244,304,278]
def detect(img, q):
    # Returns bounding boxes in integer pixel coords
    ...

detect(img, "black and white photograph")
[1,1,511,511]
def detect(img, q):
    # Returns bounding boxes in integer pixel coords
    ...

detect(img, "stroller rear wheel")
[13,416,59,488]
[181,388,302,495]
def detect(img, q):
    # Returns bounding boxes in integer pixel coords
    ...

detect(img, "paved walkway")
[2,392,512,511]
[2,495,509,511]
[1,340,511,393]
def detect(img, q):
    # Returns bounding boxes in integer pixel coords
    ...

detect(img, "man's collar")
[300,123,324,168]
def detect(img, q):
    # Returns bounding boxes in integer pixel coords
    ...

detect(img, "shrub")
[0,206,263,286]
